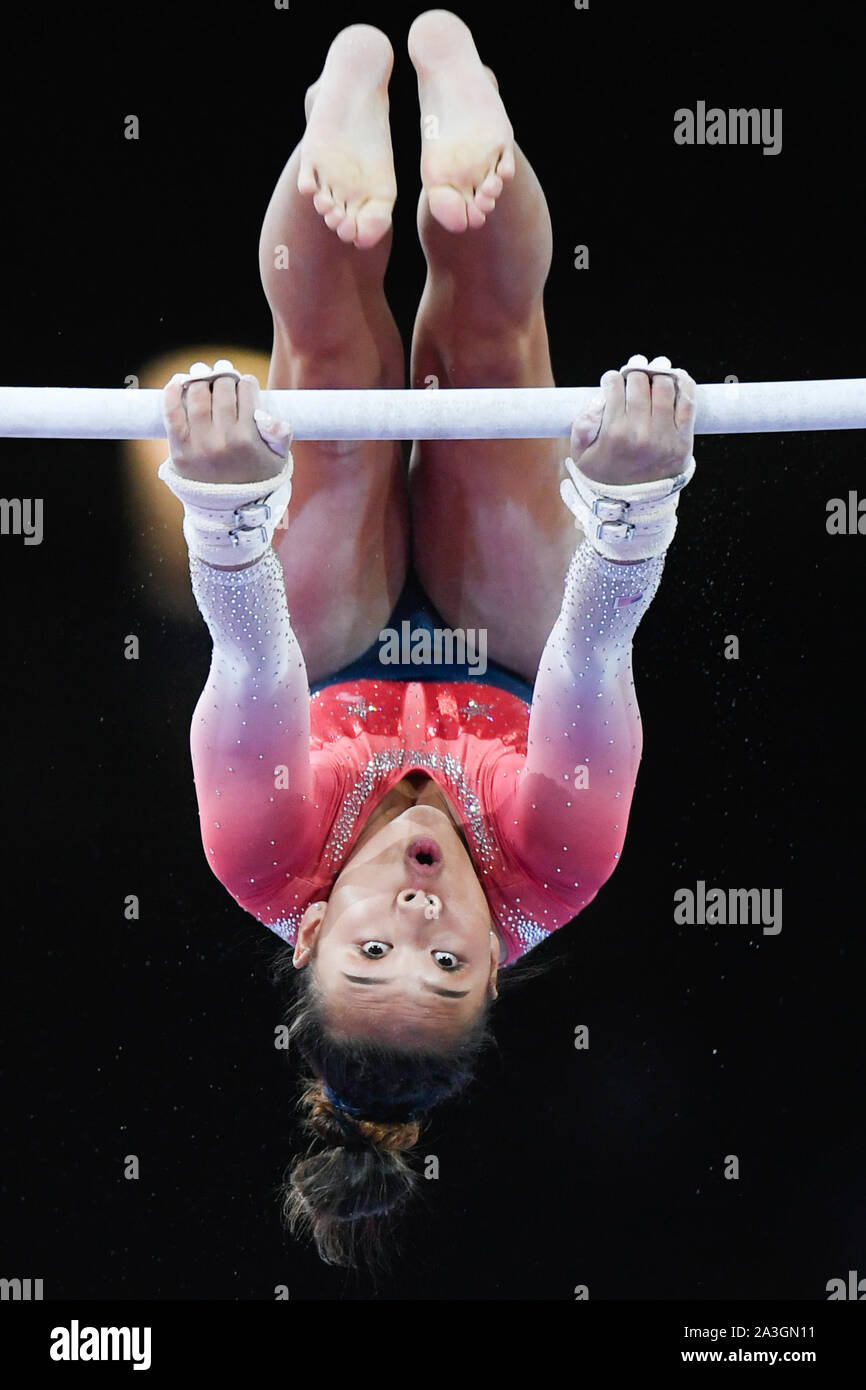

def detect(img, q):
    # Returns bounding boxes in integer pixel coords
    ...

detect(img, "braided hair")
[273,950,494,1274]
[269,928,556,1274]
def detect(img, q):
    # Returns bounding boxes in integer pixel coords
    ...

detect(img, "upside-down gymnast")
[156,11,697,1271]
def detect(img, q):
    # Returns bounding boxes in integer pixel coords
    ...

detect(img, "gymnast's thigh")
[406,322,578,682]
[267,333,410,684]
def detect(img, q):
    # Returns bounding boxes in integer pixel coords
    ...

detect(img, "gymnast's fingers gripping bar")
[0,381,864,440]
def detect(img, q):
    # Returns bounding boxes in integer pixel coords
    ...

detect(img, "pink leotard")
[186,542,666,965]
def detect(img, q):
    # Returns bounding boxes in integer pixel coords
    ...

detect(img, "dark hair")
[270,935,554,1275]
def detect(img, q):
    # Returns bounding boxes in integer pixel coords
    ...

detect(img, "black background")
[0,0,863,1303]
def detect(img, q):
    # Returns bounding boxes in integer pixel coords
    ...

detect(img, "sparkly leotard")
[187,543,665,966]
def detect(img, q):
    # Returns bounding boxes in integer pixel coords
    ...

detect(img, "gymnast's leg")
[406,10,581,685]
[259,23,409,684]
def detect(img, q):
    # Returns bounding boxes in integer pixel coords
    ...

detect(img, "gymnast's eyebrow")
[341,972,470,999]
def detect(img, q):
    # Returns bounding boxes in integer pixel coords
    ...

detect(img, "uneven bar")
[0,380,864,440]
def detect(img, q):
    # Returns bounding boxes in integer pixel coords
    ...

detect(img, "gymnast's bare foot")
[297,24,397,249]
[408,9,516,232]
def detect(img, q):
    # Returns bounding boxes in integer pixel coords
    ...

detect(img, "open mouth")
[405,837,443,874]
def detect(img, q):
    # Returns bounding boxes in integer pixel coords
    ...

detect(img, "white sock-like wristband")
[560,454,696,560]
[157,453,294,565]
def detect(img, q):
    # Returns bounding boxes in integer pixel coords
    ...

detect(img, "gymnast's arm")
[510,543,665,903]
[186,548,318,897]
[507,356,697,903]
[159,362,323,899]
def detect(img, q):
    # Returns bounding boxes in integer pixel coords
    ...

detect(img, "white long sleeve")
[186,549,321,901]
[505,541,666,902]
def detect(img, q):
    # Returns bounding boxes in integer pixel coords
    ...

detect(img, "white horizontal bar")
[0,380,864,440]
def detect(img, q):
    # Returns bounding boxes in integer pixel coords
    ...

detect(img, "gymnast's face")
[293,804,500,1045]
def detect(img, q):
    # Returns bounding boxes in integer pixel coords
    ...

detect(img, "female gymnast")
[157,11,697,1271]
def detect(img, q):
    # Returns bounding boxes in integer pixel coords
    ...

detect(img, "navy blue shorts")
[309,571,534,705]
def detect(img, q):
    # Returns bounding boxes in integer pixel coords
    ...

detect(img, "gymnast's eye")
[432,950,462,971]
[360,941,391,959]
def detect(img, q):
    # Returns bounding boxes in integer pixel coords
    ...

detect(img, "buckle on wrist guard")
[596,520,635,542]
[233,500,272,526]
[228,495,274,545]
[228,524,268,547]
[592,496,630,522]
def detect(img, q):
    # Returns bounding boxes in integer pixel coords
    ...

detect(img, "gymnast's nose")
[396,889,442,920]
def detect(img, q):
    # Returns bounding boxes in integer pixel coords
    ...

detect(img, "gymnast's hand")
[162,359,293,484]
[567,353,696,486]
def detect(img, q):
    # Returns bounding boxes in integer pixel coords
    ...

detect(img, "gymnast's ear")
[293,901,328,968]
